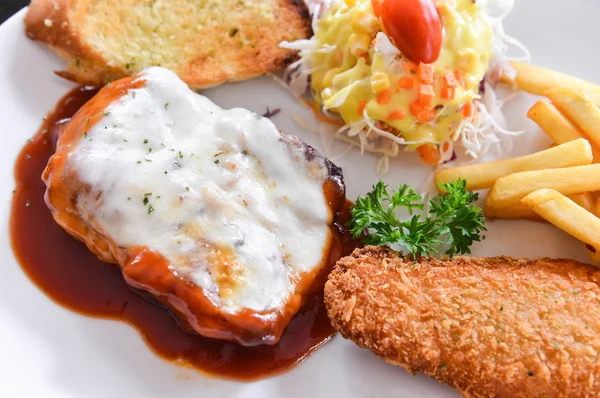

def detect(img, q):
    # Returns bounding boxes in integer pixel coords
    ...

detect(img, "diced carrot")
[441,87,455,100]
[442,73,458,88]
[376,89,391,105]
[387,110,405,121]
[463,101,474,119]
[357,100,367,115]
[418,63,435,85]
[410,101,423,117]
[302,99,346,126]
[417,106,434,122]
[371,0,382,17]
[442,141,450,152]
[417,144,441,165]
[402,60,415,71]
[419,84,435,107]
[453,70,465,88]
[398,76,414,89]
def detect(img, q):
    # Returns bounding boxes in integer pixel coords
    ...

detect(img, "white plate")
[1,2,599,397]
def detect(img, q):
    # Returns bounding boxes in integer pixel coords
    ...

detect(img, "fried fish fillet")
[24,0,311,88]
[325,246,600,397]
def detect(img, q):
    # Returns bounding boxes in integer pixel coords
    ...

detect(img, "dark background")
[1,0,28,24]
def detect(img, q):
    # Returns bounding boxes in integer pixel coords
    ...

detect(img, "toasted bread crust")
[325,246,600,397]
[25,0,311,88]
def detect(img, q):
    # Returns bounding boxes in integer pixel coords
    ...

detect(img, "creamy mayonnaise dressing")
[70,67,332,313]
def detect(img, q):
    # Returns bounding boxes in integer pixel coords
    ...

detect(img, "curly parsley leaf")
[430,179,486,256]
[348,179,486,258]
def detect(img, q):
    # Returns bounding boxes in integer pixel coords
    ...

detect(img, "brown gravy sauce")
[9,86,359,380]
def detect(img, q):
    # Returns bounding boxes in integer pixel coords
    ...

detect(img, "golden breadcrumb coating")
[325,246,600,397]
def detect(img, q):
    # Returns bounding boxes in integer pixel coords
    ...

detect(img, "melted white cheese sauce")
[71,67,332,313]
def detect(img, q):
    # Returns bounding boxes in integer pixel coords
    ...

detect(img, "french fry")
[521,189,600,256]
[527,101,584,143]
[484,202,544,222]
[527,101,600,161]
[435,138,593,193]
[570,192,595,213]
[594,197,600,217]
[485,193,590,222]
[487,164,600,209]
[569,192,596,260]
[503,61,600,106]
[545,87,600,151]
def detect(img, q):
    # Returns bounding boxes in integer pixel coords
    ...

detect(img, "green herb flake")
[136,160,142,164]
[554,341,560,349]
[144,193,152,197]
[214,159,220,164]
[143,139,148,144]
[102,111,110,116]
[164,103,169,110]
[148,205,155,215]
[143,197,149,206]
[145,159,152,163]
[178,151,184,159]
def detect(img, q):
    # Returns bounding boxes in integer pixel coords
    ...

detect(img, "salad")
[281,0,529,172]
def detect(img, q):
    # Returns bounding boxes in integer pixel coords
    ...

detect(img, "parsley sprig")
[348,179,486,258]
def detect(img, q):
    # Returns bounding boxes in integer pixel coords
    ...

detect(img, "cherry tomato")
[381,0,443,64]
